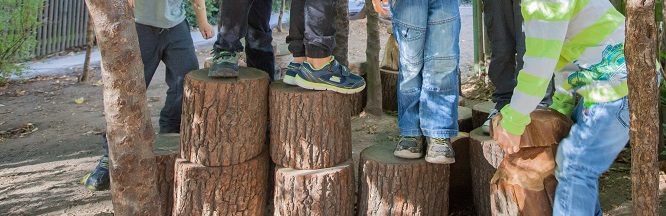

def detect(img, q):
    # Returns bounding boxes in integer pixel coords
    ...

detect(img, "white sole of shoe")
[283,74,296,85]
[294,75,365,94]
[394,150,423,159]
[425,156,455,164]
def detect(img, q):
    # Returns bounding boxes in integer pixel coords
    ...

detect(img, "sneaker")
[394,136,425,159]
[482,108,500,134]
[208,51,240,78]
[81,155,110,191]
[282,62,302,85]
[294,57,366,94]
[425,137,456,164]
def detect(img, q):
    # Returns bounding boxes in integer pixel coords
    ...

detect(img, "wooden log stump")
[173,151,269,216]
[470,127,504,216]
[459,106,473,133]
[489,108,573,215]
[448,133,474,209]
[270,82,352,170]
[348,73,368,116]
[358,143,450,216]
[273,162,355,216]
[180,68,269,166]
[472,101,496,129]
[380,68,399,112]
[154,134,180,216]
[380,26,399,71]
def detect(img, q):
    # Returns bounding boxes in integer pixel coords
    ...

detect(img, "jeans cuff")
[422,129,458,139]
[288,41,305,57]
[400,129,423,137]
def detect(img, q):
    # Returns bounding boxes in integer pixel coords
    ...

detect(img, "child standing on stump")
[208,0,276,80]
[82,0,214,190]
[280,0,366,94]
[492,1,630,215]
[373,0,461,164]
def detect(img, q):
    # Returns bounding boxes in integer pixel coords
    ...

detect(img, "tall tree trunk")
[334,0,349,66]
[84,0,161,214]
[81,13,94,82]
[626,1,660,215]
[277,0,285,32]
[364,0,382,116]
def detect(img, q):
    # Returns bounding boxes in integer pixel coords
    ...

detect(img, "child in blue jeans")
[373,0,461,164]
[492,0,630,215]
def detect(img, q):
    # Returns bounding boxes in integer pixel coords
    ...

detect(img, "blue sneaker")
[294,57,366,94]
[81,155,110,191]
[208,51,240,78]
[282,62,301,85]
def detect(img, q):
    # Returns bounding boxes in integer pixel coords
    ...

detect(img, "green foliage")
[0,0,44,82]
[184,0,219,28]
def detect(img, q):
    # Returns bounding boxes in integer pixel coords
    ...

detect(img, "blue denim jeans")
[553,97,630,216]
[390,0,461,139]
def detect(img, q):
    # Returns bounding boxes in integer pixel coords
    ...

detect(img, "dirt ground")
[1,7,665,215]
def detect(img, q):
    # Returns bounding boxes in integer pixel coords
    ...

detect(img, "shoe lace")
[99,156,109,169]
[399,136,419,147]
[212,51,237,63]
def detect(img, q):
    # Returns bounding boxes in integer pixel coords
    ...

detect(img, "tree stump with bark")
[488,108,573,215]
[380,68,399,112]
[173,152,269,216]
[459,106,473,133]
[269,82,352,170]
[348,73,368,116]
[153,134,180,216]
[273,161,355,216]
[472,101,496,129]
[448,133,474,208]
[180,68,269,167]
[470,127,504,216]
[358,143,450,216]
[381,25,399,71]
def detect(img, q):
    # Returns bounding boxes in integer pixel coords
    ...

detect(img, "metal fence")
[34,0,90,57]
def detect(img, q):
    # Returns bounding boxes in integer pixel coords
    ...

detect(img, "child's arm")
[493,0,575,154]
[190,0,214,39]
[371,0,389,15]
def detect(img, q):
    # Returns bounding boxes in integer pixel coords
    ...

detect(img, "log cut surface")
[490,107,574,147]
[154,134,180,216]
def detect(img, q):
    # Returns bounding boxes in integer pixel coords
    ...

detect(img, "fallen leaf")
[74,97,85,104]
[92,80,103,86]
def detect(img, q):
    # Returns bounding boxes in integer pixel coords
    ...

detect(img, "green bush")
[0,0,43,82]
[184,0,219,28]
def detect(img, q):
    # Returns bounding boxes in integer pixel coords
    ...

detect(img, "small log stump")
[273,162,355,216]
[348,73,368,116]
[448,133,473,208]
[358,143,450,216]
[472,101,496,129]
[173,152,269,216]
[154,134,180,216]
[180,68,269,166]
[380,26,399,71]
[270,82,352,170]
[489,108,573,215]
[470,127,504,216]
[459,106,473,133]
[380,68,399,112]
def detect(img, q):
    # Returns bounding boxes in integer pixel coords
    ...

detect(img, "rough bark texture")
[490,147,558,216]
[273,162,355,216]
[181,68,269,166]
[472,101,495,129]
[358,143,451,216]
[153,134,180,216]
[381,26,399,71]
[469,127,505,216]
[364,0,383,116]
[490,107,573,148]
[173,152,269,216]
[269,82,352,169]
[448,133,474,209]
[380,68,398,112]
[348,74,368,116]
[83,0,162,214]
[277,0,285,32]
[81,14,94,82]
[333,0,349,66]
[459,106,473,133]
[627,1,661,214]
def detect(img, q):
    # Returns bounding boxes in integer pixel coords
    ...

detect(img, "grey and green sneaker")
[81,155,110,191]
[282,62,302,85]
[394,136,425,159]
[425,137,455,164]
[208,51,240,78]
[294,57,366,94]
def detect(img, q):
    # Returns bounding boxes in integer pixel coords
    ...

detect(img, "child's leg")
[286,0,306,60]
[420,0,460,139]
[302,0,337,68]
[245,0,275,80]
[553,97,629,216]
[160,21,199,133]
[214,0,252,53]
[135,23,162,89]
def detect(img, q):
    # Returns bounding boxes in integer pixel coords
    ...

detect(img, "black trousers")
[214,0,276,80]
[484,0,552,110]
[286,0,338,58]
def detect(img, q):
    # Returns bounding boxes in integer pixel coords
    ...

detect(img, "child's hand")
[492,124,521,155]
[371,0,389,15]
[198,22,215,39]
[127,0,135,8]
